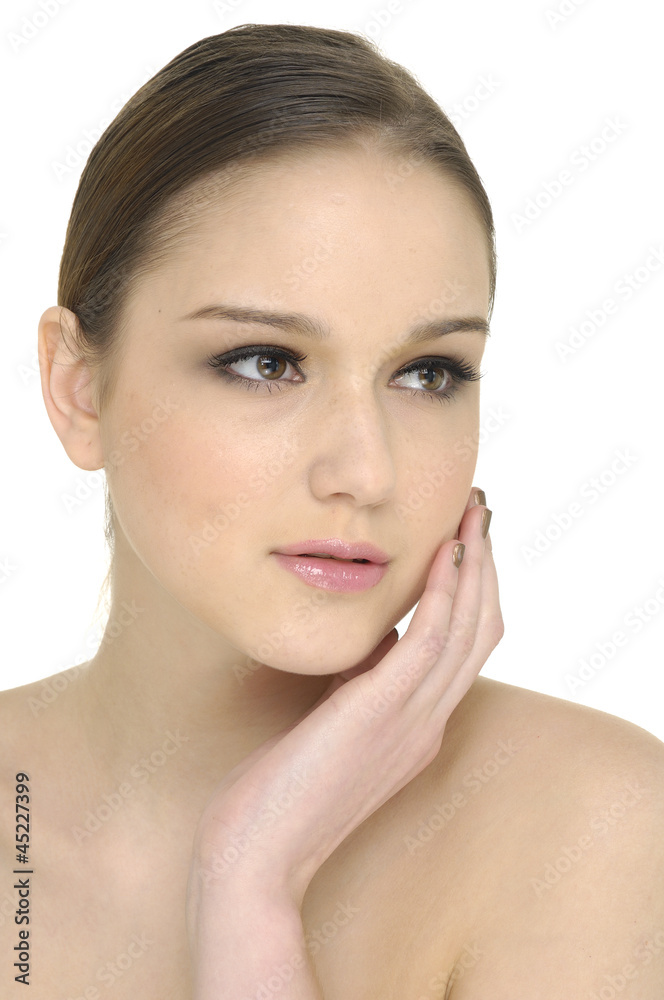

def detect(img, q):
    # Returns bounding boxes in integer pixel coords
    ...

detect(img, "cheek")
[105,403,291,568]
[393,412,479,528]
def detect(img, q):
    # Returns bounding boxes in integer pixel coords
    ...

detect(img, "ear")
[37,305,105,472]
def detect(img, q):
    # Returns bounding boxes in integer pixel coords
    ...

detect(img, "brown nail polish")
[481,508,492,539]
[474,489,486,506]
[452,543,465,568]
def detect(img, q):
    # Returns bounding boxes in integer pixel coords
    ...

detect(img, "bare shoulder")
[0,676,46,971]
[0,664,87,848]
[0,677,48,845]
[420,676,664,999]
[0,672,56,777]
[448,672,664,754]
[436,673,664,812]
[0,661,88,745]
[0,677,41,802]
[423,673,664,846]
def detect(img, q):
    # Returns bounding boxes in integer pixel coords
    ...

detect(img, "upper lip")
[274,538,390,564]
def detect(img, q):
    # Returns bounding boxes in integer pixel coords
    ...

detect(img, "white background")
[1,0,662,739]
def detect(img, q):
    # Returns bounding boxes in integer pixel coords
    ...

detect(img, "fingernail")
[452,542,465,568]
[481,508,492,539]
[474,489,486,506]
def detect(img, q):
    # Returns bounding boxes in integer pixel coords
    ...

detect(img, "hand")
[187,486,503,910]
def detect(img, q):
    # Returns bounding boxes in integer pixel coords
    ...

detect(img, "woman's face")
[98,144,491,674]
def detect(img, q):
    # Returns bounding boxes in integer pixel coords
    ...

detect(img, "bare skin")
[1,144,663,997]
[1,669,662,998]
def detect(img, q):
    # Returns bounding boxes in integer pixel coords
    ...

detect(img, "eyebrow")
[179,303,490,344]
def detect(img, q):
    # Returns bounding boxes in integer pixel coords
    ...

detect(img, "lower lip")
[272,554,388,592]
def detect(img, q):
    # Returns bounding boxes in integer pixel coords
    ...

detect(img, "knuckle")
[484,612,505,647]
[332,685,358,719]
[457,632,476,658]
[419,736,443,770]
[410,723,442,766]
[415,627,447,664]
[449,613,476,656]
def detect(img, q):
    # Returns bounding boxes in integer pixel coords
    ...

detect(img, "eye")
[206,345,482,404]
[395,362,456,396]
[207,346,307,393]
[390,358,477,404]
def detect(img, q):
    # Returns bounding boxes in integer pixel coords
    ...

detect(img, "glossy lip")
[273,537,390,564]
[272,553,388,592]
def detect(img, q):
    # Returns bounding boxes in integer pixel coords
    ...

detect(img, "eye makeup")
[206,344,483,406]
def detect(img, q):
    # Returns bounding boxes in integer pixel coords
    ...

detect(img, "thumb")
[338,627,400,681]
[279,627,401,726]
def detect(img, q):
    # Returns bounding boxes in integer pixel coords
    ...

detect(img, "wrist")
[187,853,304,933]
[189,840,313,911]
[187,882,324,1000]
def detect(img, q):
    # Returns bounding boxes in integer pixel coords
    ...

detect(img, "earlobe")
[37,305,105,472]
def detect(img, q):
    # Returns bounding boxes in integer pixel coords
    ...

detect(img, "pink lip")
[273,538,390,564]
[272,553,388,592]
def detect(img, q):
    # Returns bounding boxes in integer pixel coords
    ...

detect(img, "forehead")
[130,145,490,328]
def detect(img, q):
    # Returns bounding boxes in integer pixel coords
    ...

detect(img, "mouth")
[274,538,390,564]
[272,550,389,592]
[299,554,371,564]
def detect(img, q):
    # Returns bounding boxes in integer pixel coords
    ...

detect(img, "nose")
[305,390,397,507]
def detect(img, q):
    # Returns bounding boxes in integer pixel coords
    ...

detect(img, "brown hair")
[55,22,497,610]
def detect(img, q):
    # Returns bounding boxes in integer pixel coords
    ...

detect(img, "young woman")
[2,22,663,999]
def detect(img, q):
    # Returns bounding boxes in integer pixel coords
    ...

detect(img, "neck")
[70,562,334,815]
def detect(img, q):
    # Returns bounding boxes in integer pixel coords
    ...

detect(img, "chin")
[244,623,393,678]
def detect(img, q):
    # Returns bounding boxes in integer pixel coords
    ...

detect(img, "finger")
[367,533,463,702]
[364,484,484,697]
[457,484,486,532]
[424,522,502,727]
[339,627,400,681]
[295,627,401,721]
[404,499,488,697]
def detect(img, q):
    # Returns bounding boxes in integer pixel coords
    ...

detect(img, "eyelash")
[206,345,483,405]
